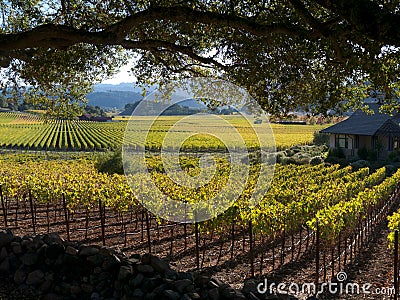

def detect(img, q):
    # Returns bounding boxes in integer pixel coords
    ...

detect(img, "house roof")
[321,103,400,137]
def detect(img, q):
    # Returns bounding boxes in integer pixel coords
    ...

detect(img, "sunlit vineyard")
[0,152,399,287]
[0,112,327,151]
[0,154,392,242]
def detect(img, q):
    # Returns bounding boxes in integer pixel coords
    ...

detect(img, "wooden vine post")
[249,220,254,277]
[315,221,320,296]
[62,193,70,241]
[145,211,151,253]
[0,185,7,227]
[394,230,399,300]
[195,222,200,270]
[98,198,105,246]
[29,190,36,234]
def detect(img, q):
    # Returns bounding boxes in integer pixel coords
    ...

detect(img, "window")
[335,134,355,149]
[354,135,359,149]
[371,136,378,149]
[335,134,347,148]
[394,137,400,150]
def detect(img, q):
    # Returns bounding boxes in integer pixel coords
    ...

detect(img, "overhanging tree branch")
[314,0,400,45]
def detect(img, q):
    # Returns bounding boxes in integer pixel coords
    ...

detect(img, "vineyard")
[1,154,399,291]
[0,112,326,151]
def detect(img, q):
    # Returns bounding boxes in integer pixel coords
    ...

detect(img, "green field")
[0,112,328,151]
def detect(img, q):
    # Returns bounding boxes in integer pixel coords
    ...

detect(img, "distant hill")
[86,90,142,109]
[87,83,158,109]
[93,82,145,93]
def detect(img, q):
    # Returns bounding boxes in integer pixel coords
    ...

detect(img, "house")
[321,103,400,159]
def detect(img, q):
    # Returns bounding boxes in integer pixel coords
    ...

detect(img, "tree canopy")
[1,0,400,116]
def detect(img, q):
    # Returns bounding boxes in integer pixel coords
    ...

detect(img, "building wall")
[329,134,391,159]
[329,135,335,149]
[377,136,390,159]
[359,135,370,149]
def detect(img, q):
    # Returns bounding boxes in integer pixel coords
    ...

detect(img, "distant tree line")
[120,101,238,116]
[120,101,204,116]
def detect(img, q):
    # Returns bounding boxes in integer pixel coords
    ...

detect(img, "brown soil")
[0,196,398,300]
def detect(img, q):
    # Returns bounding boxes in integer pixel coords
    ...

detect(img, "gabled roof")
[321,103,400,137]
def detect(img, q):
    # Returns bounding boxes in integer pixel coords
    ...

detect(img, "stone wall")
[0,230,281,300]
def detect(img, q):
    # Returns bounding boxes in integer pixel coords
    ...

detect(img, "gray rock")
[39,278,53,292]
[0,246,7,260]
[46,243,64,259]
[32,235,45,249]
[188,292,201,299]
[141,253,152,264]
[58,282,72,295]
[99,247,112,257]
[132,288,144,298]
[248,292,261,300]
[98,271,111,282]
[65,245,78,256]
[208,280,220,289]
[21,252,39,266]
[87,254,103,267]
[26,269,45,286]
[233,290,247,300]
[184,284,195,293]
[211,277,225,287]
[129,273,144,288]
[11,242,22,254]
[174,279,192,293]
[0,257,10,273]
[80,246,100,256]
[91,292,101,299]
[14,267,27,284]
[38,243,48,257]
[0,231,14,247]
[118,265,132,281]
[43,293,63,300]
[70,285,82,294]
[102,255,120,271]
[194,275,210,287]
[243,279,258,295]
[163,289,180,300]
[165,270,178,280]
[177,272,194,281]
[208,288,219,300]
[150,255,170,274]
[220,285,236,298]
[44,272,54,282]
[136,264,154,274]
[129,257,141,265]
[43,233,64,245]
[144,292,157,300]
[81,283,94,294]
[142,276,163,293]
[152,283,167,295]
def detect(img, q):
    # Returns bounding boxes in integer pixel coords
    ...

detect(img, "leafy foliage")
[1,1,400,116]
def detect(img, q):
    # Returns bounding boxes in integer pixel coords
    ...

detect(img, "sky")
[102,64,137,84]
